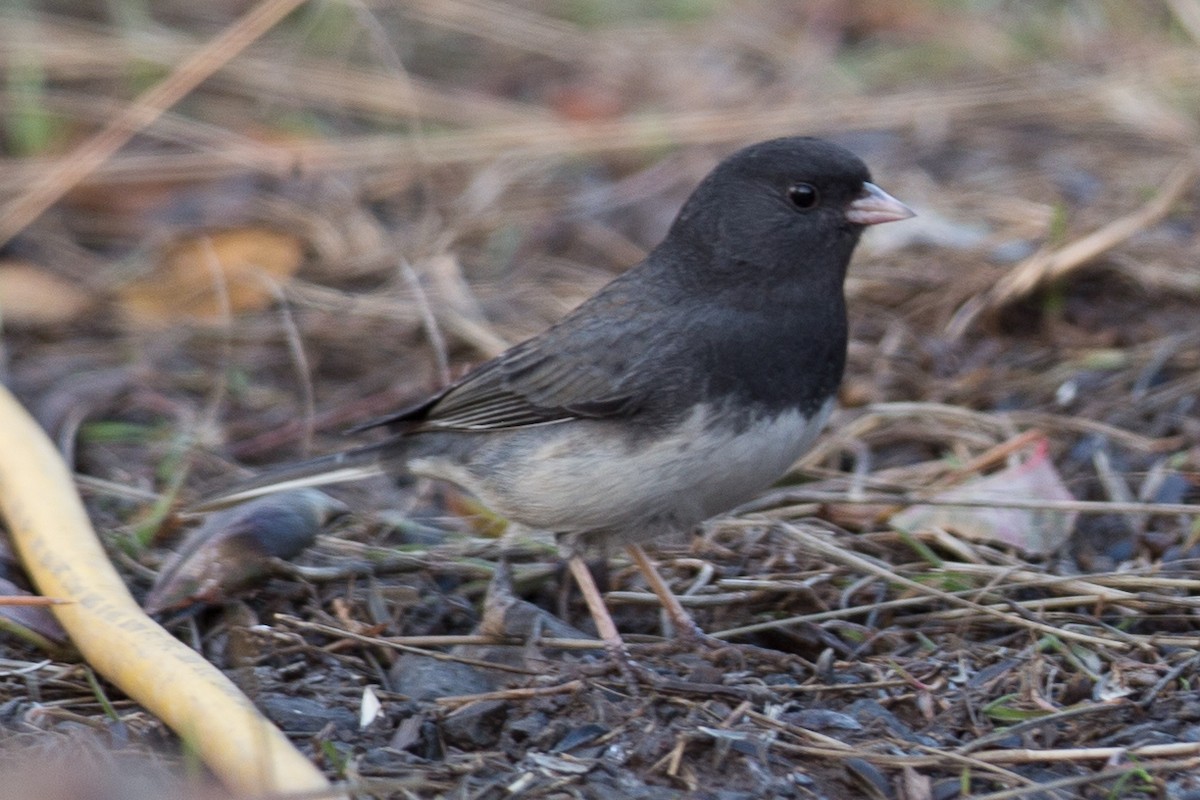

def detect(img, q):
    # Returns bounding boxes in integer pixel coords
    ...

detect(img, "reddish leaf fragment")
[891,440,1076,556]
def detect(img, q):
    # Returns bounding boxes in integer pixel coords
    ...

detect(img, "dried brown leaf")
[118,227,303,328]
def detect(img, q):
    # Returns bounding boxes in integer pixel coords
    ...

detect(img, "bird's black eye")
[787,182,820,210]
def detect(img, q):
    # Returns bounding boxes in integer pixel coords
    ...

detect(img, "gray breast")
[407,398,833,542]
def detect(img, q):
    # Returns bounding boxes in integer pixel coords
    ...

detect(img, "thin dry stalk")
[967,758,1197,800]
[973,742,1200,763]
[434,681,584,708]
[764,490,1200,517]
[0,72,1150,191]
[605,590,755,607]
[0,0,307,247]
[274,615,538,675]
[0,597,67,606]
[946,157,1199,339]
[765,521,1137,650]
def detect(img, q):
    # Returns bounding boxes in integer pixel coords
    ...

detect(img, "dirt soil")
[1,3,1199,799]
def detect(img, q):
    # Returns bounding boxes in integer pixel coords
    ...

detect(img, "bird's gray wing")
[363,279,677,433]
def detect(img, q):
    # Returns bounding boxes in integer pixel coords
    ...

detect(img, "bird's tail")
[189,441,395,512]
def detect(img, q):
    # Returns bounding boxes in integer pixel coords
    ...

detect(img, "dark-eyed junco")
[199,136,914,663]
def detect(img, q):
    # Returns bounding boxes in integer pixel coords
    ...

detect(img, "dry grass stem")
[434,680,585,708]
[946,157,1200,338]
[275,615,538,674]
[0,0,307,246]
[764,490,1200,517]
[769,522,1141,649]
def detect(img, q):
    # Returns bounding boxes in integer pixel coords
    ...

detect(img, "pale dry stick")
[264,277,317,456]
[757,740,1199,792]
[716,578,837,592]
[924,526,988,564]
[771,678,911,692]
[277,77,1095,171]
[1093,446,1144,532]
[434,680,584,708]
[0,87,279,167]
[974,741,1200,764]
[960,566,1200,597]
[184,239,316,483]
[745,709,1037,787]
[419,253,512,358]
[946,158,1199,340]
[0,0,307,248]
[605,590,756,607]
[285,270,510,358]
[899,749,1045,796]
[816,400,1184,457]
[282,555,525,586]
[711,601,885,641]
[1139,652,1200,709]
[765,521,1137,650]
[894,594,1145,625]
[14,11,1195,117]
[716,700,753,729]
[74,474,161,502]
[0,659,52,677]
[350,633,606,650]
[1099,574,1200,591]
[761,489,1200,517]
[435,311,512,359]
[0,17,550,126]
[226,56,552,124]
[941,428,1046,482]
[402,0,597,61]
[740,710,851,752]
[1006,410,1183,453]
[283,281,434,322]
[668,558,717,600]
[662,736,686,780]
[275,615,538,675]
[13,53,544,129]
[0,75,1110,192]
[754,742,946,767]
[399,258,451,386]
[799,401,1019,468]
[969,759,1200,800]
[1140,634,1200,648]
[166,237,238,483]
[941,562,1178,604]
[711,566,1172,640]
[0,597,67,606]
[958,702,1123,755]
[313,530,554,561]
[715,594,1127,640]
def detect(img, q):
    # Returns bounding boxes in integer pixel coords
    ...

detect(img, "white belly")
[409,399,833,540]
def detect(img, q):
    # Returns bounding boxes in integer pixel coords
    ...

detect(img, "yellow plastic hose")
[0,383,338,797]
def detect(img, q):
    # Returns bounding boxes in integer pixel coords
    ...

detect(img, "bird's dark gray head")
[663,137,909,285]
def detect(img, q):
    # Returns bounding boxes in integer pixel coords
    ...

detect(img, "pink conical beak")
[845,182,915,225]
